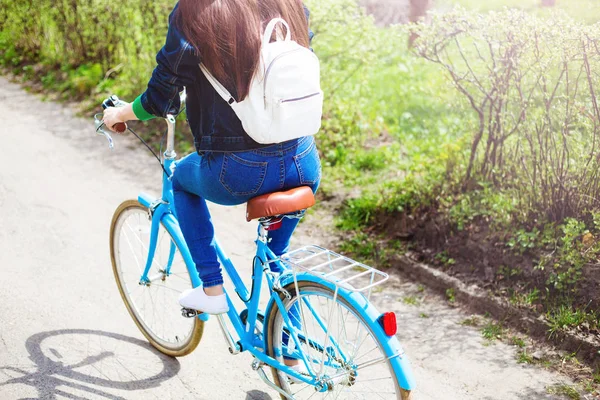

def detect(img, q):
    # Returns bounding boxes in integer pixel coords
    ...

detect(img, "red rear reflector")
[380,312,397,336]
[265,220,283,231]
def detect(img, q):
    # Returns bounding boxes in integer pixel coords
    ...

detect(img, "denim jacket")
[132,2,314,153]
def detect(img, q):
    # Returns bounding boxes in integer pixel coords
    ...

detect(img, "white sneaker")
[178,287,229,315]
[286,363,310,384]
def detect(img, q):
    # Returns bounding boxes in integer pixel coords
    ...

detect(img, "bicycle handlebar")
[101,95,128,133]
[94,94,128,150]
[94,91,186,157]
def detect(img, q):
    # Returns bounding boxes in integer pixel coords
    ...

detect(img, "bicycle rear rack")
[277,245,389,294]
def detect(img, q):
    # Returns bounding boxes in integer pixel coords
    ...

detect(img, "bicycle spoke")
[351,344,379,363]
[350,315,367,363]
[121,223,142,275]
[124,220,149,253]
[317,288,339,375]
[124,220,165,271]
[269,281,401,399]
[170,272,192,283]
[151,283,182,294]
[354,352,399,371]
[292,382,318,397]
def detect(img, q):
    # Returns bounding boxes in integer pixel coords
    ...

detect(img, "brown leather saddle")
[246,186,315,222]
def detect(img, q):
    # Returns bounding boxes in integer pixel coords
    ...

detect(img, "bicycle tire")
[110,200,203,357]
[265,280,412,400]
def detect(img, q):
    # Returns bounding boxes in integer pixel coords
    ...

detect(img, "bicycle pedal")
[181,307,202,318]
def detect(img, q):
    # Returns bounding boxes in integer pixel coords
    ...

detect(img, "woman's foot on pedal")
[178,286,229,315]
[285,361,310,384]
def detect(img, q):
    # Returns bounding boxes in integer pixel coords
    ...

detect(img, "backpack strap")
[262,18,291,45]
[199,63,237,105]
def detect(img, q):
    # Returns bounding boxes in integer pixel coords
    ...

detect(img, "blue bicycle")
[95,95,415,399]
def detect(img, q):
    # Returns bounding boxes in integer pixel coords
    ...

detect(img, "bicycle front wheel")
[266,280,412,400]
[110,200,203,357]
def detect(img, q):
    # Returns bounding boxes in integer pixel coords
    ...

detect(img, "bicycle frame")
[137,189,323,385]
[125,116,319,388]
[127,114,415,396]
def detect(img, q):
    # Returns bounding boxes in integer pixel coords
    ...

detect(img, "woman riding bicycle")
[101,0,320,316]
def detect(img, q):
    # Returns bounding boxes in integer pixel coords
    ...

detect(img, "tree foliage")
[0,0,171,98]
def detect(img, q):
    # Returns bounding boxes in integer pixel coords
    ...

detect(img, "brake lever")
[94,113,115,150]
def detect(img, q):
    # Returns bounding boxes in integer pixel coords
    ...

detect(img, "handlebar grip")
[113,122,127,133]
[102,95,127,133]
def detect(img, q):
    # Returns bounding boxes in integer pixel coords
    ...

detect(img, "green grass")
[402,296,419,306]
[337,232,397,269]
[445,288,456,303]
[546,306,599,338]
[434,251,456,266]
[508,288,540,308]
[481,321,505,341]
[338,233,377,262]
[337,198,380,231]
[517,350,534,364]
[460,316,480,327]
[546,384,581,400]
[511,336,526,348]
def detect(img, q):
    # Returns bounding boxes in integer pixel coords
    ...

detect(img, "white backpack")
[199,18,323,144]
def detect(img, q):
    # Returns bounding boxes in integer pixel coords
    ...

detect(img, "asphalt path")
[0,76,575,399]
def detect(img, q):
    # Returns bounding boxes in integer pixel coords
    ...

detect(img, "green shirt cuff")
[132,94,155,121]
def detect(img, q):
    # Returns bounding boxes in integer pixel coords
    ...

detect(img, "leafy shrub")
[307,0,386,152]
[413,9,600,222]
[507,228,539,254]
[0,0,170,101]
[549,219,589,291]
[447,185,518,230]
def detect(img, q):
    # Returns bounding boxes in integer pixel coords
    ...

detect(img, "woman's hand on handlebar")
[102,102,136,133]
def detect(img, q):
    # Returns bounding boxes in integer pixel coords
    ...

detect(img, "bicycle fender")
[265,272,416,391]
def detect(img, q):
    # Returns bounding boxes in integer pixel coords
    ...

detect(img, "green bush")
[413,9,600,222]
[0,0,170,101]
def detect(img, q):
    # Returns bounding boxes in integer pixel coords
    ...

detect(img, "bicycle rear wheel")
[110,200,203,357]
[265,280,412,399]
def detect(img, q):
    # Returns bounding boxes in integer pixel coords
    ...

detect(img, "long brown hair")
[176,0,309,101]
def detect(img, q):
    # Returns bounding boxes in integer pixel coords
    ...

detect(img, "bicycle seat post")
[258,222,268,244]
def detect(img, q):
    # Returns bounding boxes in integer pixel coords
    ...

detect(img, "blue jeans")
[171,136,321,287]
